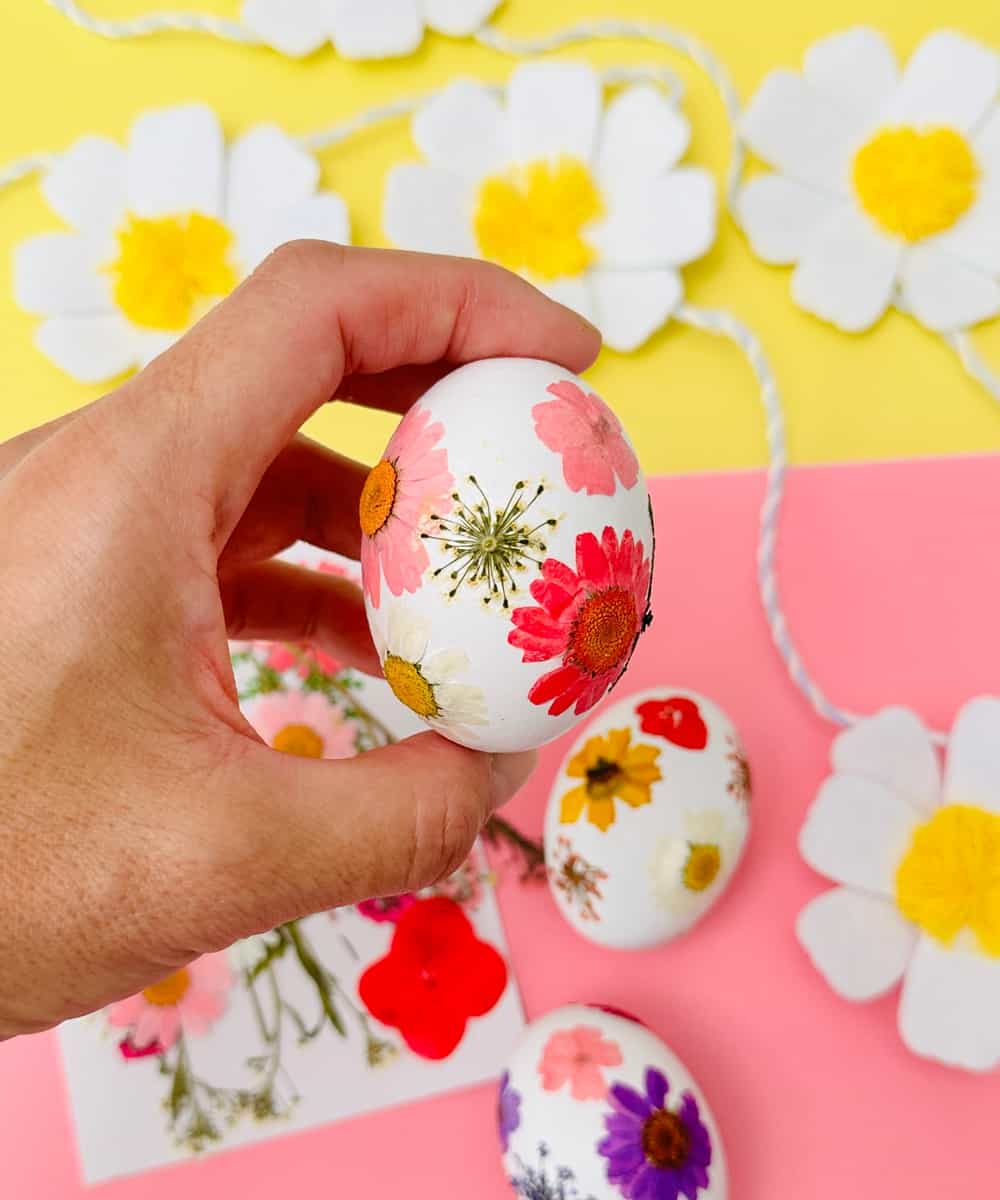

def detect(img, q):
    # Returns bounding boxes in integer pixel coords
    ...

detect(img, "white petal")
[596,85,690,187]
[126,105,225,219]
[791,203,900,331]
[975,107,1000,173]
[738,174,833,264]
[240,0,332,56]
[590,168,715,268]
[435,683,488,724]
[329,0,423,60]
[739,70,858,191]
[13,234,112,317]
[537,275,596,325]
[413,80,511,180]
[942,696,1000,813]
[832,707,940,816]
[883,31,1000,132]
[42,135,126,245]
[422,647,469,685]
[899,937,1000,1071]
[900,245,1000,332]
[238,194,350,272]
[507,63,601,166]
[35,315,140,383]
[797,887,916,1002]
[928,174,1000,275]
[227,125,319,241]
[422,0,498,36]
[384,164,476,255]
[799,774,920,894]
[133,329,178,369]
[590,268,681,352]
[389,609,428,663]
[804,28,898,125]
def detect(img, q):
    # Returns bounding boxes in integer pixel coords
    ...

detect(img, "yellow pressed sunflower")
[560,728,663,832]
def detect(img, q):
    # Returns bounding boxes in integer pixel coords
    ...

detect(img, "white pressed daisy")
[241,0,500,60]
[797,698,1000,1072]
[647,808,742,917]
[374,607,488,736]
[384,62,716,352]
[14,104,350,383]
[739,28,1000,333]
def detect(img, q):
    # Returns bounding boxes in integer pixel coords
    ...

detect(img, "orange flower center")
[569,587,637,676]
[642,1108,691,1169]
[142,968,191,1007]
[272,723,324,758]
[360,460,398,537]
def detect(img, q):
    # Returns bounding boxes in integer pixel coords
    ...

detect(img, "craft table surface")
[4,457,1000,1197]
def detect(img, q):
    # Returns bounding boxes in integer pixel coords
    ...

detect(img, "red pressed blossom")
[358,897,507,1060]
[508,527,652,717]
[636,697,709,750]
[118,1035,164,1060]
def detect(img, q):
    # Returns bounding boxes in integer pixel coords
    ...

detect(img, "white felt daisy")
[241,0,501,60]
[797,698,1000,1072]
[13,104,350,383]
[739,29,1000,333]
[384,63,716,352]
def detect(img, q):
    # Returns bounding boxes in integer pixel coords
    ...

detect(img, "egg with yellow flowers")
[359,357,654,753]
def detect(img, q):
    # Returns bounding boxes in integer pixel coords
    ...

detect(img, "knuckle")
[257,238,346,286]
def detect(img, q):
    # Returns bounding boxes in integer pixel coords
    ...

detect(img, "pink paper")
[4,453,999,1197]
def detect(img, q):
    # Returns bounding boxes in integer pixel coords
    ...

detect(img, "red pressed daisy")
[508,527,652,717]
[358,897,508,1060]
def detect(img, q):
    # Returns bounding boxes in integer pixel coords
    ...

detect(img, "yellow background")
[1,0,999,472]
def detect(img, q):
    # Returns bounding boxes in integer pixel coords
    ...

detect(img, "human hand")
[0,242,600,1038]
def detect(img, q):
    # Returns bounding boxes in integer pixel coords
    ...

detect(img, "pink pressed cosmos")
[106,953,232,1052]
[539,1025,623,1100]
[247,689,356,759]
[533,381,639,496]
[509,527,652,717]
[260,641,343,679]
[360,404,453,607]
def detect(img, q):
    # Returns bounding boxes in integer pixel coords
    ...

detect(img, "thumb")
[224,734,536,931]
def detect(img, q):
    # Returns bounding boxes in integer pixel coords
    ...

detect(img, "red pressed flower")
[358,897,508,1060]
[636,697,709,750]
[118,1035,164,1060]
[508,527,652,717]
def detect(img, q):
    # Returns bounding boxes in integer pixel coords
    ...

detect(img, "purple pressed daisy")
[498,1070,522,1152]
[597,1067,712,1200]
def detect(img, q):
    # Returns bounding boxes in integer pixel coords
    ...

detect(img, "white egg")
[544,688,751,949]
[360,357,654,753]
[499,1004,728,1199]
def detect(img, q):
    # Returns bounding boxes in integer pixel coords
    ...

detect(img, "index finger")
[135,242,601,550]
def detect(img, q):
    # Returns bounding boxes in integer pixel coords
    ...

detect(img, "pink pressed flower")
[260,641,343,679]
[356,894,418,923]
[509,527,652,717]
[539,1025,623,1100]
[359,404,453,607]
[533,381,639,496]
[118,1035,164,1060]
[107,954,232,1052]
[248,689,357,759]
[262,643,298,672]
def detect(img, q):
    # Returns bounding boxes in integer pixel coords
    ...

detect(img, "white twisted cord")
[945,329,1000,405]
[0,154,55,190]
[46,0,257,42]
[300,95,426,152]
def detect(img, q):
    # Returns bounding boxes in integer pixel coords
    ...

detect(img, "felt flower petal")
[126,104,225,219]
[35,315,140,383]
[329,0,423,60]
[240,0,332,57]
[941,696,1000,813]
[975,108,1000,175]
[791,204,900,332]
[803,27,898,125]
[590,268,681,353]
[882,31,1000,132]
[132,329,178,370]
[738,175,831,264]
[538,276,596,326]
[590,168,716,268]
[13,234,112,317]
[413,80,511,181]
[899,936,1000,1071]
[931,179,1000,275]
[900,246,1000,332]
[831,707,940,816]
[596,85,690,185]
[238,194,350,272]
[384,164,476,256]
[226,125,319,248]
[41,135,126,245]
[423,0,499,36]
[799,774,921,893]
[797,887,917,1001]
[506,63,601,166]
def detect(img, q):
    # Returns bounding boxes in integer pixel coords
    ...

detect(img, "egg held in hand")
[359,357,654,753]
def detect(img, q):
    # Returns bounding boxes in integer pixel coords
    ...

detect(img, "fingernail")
[491,750,538,807]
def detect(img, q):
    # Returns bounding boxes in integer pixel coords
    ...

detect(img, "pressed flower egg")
[499,1004,728,1199]
[545,688,751,949]
[360,357,654,753]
